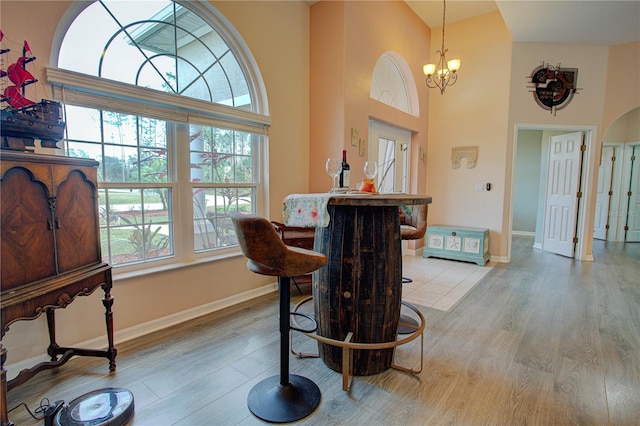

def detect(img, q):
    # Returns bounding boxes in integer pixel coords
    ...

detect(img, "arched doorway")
[596,107,640,242]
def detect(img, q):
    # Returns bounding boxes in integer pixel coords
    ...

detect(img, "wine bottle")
[339,149,350,188]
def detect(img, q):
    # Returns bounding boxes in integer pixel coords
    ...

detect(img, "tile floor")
[401,254,496,312]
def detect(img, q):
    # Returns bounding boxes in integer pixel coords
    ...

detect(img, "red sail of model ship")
[1,33,66,150]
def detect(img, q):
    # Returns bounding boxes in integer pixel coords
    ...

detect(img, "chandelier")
[423,0,460,94]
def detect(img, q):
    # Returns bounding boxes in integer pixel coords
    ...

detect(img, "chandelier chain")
[441,0,446,53]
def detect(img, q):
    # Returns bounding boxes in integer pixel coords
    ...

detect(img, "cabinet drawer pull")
[55,218,61,229]
[451,231,456,236]
[47,218,53,230]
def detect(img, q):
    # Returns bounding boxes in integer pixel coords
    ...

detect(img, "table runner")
[282,193,333,227]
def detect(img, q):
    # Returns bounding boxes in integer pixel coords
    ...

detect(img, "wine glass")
[325,158,341,191]
[364,161,378,179]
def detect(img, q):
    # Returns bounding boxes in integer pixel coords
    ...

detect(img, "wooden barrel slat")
[313,204,402,376]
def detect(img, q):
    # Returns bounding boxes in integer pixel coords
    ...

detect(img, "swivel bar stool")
[231,213,327,423]
[399,204,428,334]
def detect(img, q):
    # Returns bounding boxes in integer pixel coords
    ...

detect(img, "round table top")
[328,193,432,207]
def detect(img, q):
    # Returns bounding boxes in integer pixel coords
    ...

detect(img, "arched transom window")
[58,1,251,108]
[370,54,410,114]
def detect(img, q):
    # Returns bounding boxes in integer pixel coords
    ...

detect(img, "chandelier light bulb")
[423,63,436,76]
[447,58,461,72]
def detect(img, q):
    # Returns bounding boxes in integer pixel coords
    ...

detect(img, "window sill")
[112,249,244,282]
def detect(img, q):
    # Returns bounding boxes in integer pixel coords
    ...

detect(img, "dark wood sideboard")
[0,152,117,426]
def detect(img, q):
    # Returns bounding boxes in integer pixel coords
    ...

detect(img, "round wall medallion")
[528,62,580,115]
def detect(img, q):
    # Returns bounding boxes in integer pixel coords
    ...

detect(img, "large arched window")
[48,0,270,269]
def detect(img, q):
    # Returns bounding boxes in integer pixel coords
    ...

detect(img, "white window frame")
[47,0,270,276]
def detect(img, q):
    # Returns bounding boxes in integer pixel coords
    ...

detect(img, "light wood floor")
[6,236,640,425]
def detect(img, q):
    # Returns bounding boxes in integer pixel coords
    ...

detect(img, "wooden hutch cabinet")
[0,152,117,426]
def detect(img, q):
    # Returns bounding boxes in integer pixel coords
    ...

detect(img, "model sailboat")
[1,30,65,150]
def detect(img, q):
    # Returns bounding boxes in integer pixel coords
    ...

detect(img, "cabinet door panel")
[55,171,101,272]
[1,167,57,289]
[463,237,481,254]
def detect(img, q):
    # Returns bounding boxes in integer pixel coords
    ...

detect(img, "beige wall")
[503,41,639,259]
[604,107,640,142]
[1,0,310,367]
[426,11,513,259]
[309,1,429,195]
[603,42,640,133]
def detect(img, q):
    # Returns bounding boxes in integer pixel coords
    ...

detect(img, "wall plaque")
[451,146,478,169]
[528,62,580,115]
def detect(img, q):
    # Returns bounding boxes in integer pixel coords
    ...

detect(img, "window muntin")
[66,105,174,266]
[190,126,256,252]
[57,0,266,268]
[370,54,410,114]
[99,187,174,265]
[192,186,254,252]
[58,0,251,109]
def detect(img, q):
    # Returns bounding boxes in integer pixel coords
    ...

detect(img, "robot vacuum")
[53,387,134,426]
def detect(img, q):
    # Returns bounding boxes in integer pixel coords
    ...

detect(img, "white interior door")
[368,121,410,193]
[593,145,615,240]
[624,144,640,242]
[543,132,584,257]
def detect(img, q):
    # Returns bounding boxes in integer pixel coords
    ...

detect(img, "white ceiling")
[405,0,640,46]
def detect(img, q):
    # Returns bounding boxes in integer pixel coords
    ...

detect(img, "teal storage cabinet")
[423,225,489,266]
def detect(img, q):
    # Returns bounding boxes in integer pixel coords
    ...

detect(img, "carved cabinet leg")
[46,309,60,362]
[102,281,117,372]
[1,345,14,426]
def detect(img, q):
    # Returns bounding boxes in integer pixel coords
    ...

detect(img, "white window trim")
[46,0,272,274]
[46,68,271,134]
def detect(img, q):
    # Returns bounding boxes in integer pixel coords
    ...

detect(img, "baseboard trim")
[512,230,535,236]
[404,247,425,257]
[5,282,277,379]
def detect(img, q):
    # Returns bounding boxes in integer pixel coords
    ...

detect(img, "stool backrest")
[400,204,428,240]
[231,213,288,272]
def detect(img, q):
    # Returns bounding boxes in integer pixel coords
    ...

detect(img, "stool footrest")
[290,297,425,391]
[289,312,318,333]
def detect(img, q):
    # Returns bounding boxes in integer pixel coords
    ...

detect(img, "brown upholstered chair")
[231,213,327,423]
[398,204,428,334]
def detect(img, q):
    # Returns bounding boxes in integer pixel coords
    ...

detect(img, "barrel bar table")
[311,193,432,376]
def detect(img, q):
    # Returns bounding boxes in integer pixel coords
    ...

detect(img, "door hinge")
[608,190,613,196]
[577,191,582,198]
[580,144,586,152]
[631,155,636,161]
[573,237,579,243]
[624,225,629,231]
[611,156,616,161]
[605,224,610,229]
[629,191,633,197]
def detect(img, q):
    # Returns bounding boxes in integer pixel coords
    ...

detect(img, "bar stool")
[231,213,327,423]
[399,204,428,334]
